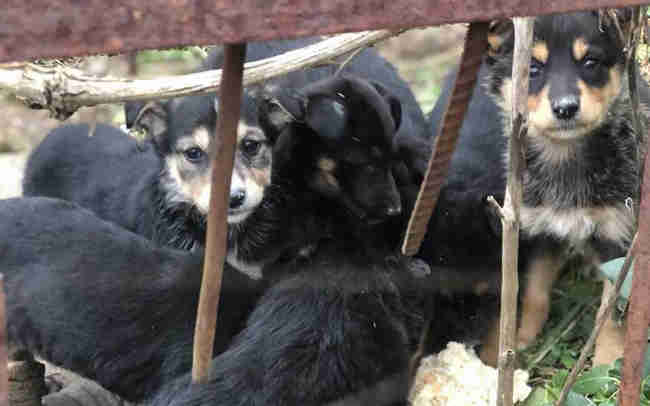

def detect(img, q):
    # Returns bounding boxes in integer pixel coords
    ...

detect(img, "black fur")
[417,65,505,295]
[1,197,263,402]
[205,37,431,181]
[227,74,421,273]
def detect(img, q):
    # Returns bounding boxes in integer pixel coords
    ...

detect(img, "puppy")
[1,197,264,402]
[24,92,273,251]
[483,10,648,365]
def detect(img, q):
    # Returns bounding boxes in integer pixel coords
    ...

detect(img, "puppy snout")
[229,189,246,209]
[551,96,579,120]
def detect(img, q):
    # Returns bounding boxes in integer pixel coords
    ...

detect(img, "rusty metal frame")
[1,1,650,405]
[1,0,648,63]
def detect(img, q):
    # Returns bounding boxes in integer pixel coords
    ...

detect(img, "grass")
[514,265,650,406]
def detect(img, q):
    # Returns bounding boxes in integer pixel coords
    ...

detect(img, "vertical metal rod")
[496,17,533,406]
[620,124,650,405]
[401,22,488,256]
[0,277,8,406]
[191,43,247,384]
[619,255,649,406]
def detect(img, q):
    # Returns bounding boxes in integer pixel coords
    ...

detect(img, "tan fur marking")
[527,85,555,135]
[188,174,211,214]
[487,33,504,56]
[250,167,271,189]
[192,127,210,152]
[593,279,626,365]
[531,41,549,64]
[473,281,490,296]
[578,68,622,128]
[573,37,589,61]
[517,253,568,349]
[318,157,337,172]
[479,315,501,367]
[314,172,340,193]
[237,122,264,142]
[501,80,555,135]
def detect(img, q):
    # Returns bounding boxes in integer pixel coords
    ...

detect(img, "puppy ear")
[124,100,169,142]
[257,90,305,142]
[304,95,348,140]
[369,81,402,132]
[487,19,514,62]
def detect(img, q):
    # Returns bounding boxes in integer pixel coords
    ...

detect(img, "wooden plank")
[1,0,648,63]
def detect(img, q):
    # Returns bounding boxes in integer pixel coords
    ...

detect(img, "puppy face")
[260,75,404,223]
[127,93,274,224]
[487,11,627,141]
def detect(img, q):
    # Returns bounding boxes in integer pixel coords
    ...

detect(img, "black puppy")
[2,197,263,402]
[220,73,420,277]
[204,37,431,182]
[24,92,273,252]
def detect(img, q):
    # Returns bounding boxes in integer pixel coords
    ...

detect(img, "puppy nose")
[551,97,579,120]
[229,189,246,209]
[385,202,402,217]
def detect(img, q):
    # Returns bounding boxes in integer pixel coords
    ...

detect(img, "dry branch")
[490,16,533,406]
[0,30,400,120]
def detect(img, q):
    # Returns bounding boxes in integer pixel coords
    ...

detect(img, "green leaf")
[561,353,576,369]
[552,370,569,389]
[598,257,635,300]
[572,365,613,395]
[522,387,554,406]
[565,391,596,406]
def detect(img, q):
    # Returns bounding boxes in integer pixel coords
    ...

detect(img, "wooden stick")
[490,17,533,406]
[555,234,638,406]
[191,43,246,384]
[0,30,400,120]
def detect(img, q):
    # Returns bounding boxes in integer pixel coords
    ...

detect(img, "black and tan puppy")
[482,10,648,365]
[228,73,416,277]
[24,92,273,252]
[205,37,431,183]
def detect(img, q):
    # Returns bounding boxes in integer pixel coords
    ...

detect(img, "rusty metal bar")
[0,277,7,406]
[401,22,488,256]
[191,43,247,384]
[2,0,649,63]
[619,254,649,406]
[620,131,650,405]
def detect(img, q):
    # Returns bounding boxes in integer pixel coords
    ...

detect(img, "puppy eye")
[582,57,601,70]
[241,139,261,156]
[184,147,205,163]
[529,59,544,78]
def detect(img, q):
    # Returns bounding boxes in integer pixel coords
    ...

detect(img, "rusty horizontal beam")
[2,0,648,63]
